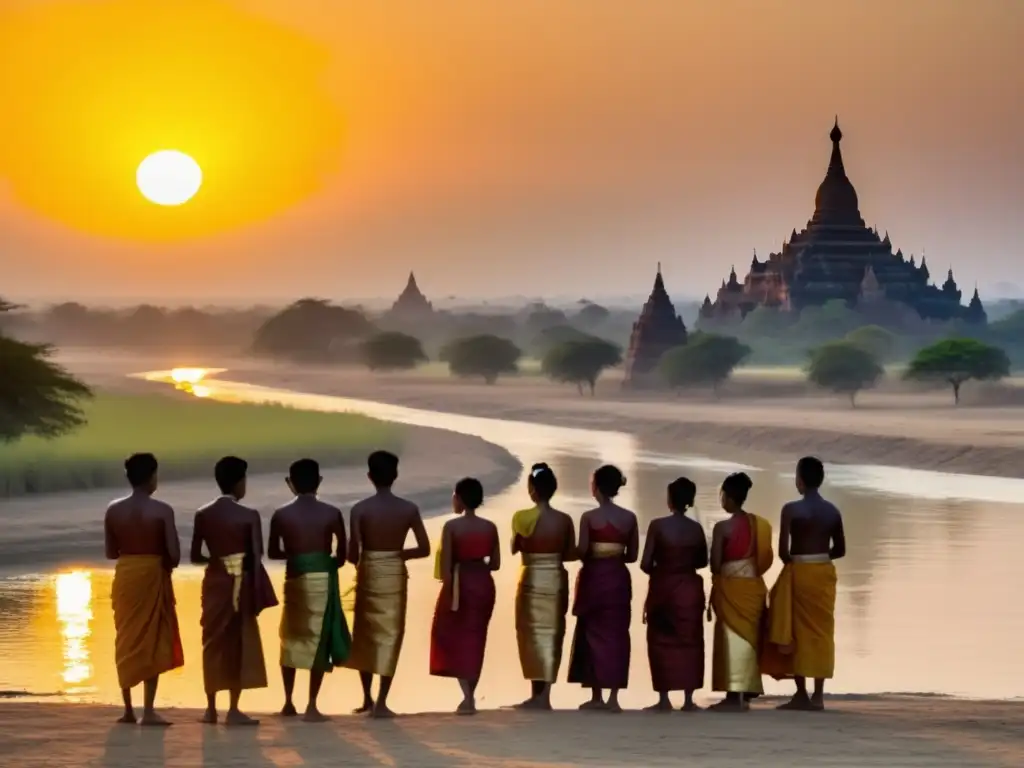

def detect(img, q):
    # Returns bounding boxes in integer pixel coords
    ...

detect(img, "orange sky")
[1,0,1022,303]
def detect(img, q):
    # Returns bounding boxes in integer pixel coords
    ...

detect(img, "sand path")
[2,698,1022,767]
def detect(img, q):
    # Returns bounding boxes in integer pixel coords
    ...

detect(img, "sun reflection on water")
[54,571,93,694]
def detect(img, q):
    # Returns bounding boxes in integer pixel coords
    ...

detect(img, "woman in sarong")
[641,477,708,712]
[512,463,577,710]
[430,477,500,714]
[708,472,774,711]
[568,465,638,714]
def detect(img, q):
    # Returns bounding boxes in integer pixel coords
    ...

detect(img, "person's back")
[273,497,344,561]
[346,450,429,719]
[106,495,174,560]
[786,493,843,559]
[197,497,260,560]
[517,505,574,557]
[652,514,707,574]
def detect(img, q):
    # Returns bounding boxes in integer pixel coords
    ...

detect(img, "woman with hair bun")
[567,464,638,713]
[510,463,577,710]
[640,476,708,712]
[708,472,774,711]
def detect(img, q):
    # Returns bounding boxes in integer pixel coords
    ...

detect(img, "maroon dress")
[645,540,705,692]
[429,529,497,680]
[567,523,632,689]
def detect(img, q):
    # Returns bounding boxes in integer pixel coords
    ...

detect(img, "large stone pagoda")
[623,264,688,388]
[387,271,435,323]
[701,119,984,326]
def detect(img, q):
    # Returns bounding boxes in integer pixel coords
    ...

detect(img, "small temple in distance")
[386,271,435,323]
[623,264,688,388]
[700,118,986,327]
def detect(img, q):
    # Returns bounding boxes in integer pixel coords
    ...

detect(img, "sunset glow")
[137,151,202,206]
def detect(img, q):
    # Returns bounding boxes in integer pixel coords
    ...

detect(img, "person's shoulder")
[349,497,370,514]
[318,500,343,517]
[271,499,296,518]
[822,497,842,518]
[150,497,175,515]
[646,516,662,533]
[105,495,128,515]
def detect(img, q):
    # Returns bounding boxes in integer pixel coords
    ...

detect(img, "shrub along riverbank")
[0,394,398,497]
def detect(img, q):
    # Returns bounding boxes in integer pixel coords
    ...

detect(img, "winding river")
[1,369,1022,712]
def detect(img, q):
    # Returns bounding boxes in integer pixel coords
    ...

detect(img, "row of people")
[103,450,843,726]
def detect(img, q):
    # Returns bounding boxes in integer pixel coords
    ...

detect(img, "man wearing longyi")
[347,450,431,719]
[191,456,276,726]
[269,458,351,722]
[104,452,184,726]
[762,456,846,711]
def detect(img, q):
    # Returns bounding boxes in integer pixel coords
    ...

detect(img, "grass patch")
[0,393,398,497]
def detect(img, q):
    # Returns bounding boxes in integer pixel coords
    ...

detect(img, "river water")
[1,370,1022,713]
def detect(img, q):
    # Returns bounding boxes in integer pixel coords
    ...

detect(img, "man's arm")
[778,503,793,565]
[639,520,657,575]
[104,507,119,560]
[709,522,725,575]
[829,511,846,561]
[267,511,285,561]
[402,506,431,561]
[624,515,640,564]
[347,505,361,565]
[163,504,181,569]
[189,510,208,565]
[332,508,347,567]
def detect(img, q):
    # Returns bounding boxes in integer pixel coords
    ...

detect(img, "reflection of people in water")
[269,458,351,722]
[104,452,184,726]
[763,456,845,711]
[191,456,274,726]
[709,472,773,712]
[512,463,576,711]
[430,477,500,715]
[567,465,638,714]
[346,450,431,719]
[641,477,707,712]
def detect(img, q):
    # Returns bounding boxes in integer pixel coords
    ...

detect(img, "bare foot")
[140,711,172,727]
[605,701,623,714]
[352,702,374,715]
[708,700,747,713]
[456,699,477,716]
[199,709,217,724]
[777,695,816,711]
[644,701,673,713]
[225,711,260,727]
[302,708,329,723]
[278,702,298,717]
[809,695,826,711]
[370,703,396,719]
[116,712,136,725]
[680,702,703,712]
[579,700,606,711]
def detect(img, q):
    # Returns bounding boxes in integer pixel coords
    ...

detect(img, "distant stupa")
[623,264,688,388]
[388,271,435,321]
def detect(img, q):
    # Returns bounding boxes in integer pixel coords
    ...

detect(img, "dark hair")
[367,450,399,488]
[721,472,753,507]
[797,456,825,490]
[528,462,557,502]
[593,464,626,499]
[125,452,158,488]
[289,458,321,495]
[214,456,248,495]
[454,477,484,510]
[668,477,697,512]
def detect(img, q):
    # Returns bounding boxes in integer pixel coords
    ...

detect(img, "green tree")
[541,338,622,395]
[904,337,1010,405]
[443,335,522,384]
[531,323,591,356]
[806,340,884,406]
[251,298,374,362]
[795,300,861,341]
[360,332,428,372]
[659,333,751,393]
[575,302,610,328]
[739,305,795,337]
[845,325,896,361]
[0,299,93,442]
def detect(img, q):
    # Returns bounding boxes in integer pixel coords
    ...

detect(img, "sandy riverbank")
[2,697,1022,767]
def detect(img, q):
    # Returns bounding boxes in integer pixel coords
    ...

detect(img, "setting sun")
[137,151,202,206]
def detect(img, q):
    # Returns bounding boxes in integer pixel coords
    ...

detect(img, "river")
[1,369,1022,712]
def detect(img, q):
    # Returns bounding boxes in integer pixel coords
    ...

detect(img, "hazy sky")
[1,0,1022,304]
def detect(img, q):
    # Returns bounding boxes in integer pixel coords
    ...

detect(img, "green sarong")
[279,552,351,671]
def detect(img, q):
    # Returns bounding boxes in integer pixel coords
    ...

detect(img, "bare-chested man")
[191,456,270,726]
[269,458,351,722]
[511,462,577,711]
[764,456,846,711]
[346,450,430,718]
[104,452,183,726]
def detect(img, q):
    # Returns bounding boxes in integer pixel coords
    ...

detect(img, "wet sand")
[2,697,1022,767]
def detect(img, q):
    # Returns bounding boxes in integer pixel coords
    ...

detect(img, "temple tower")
[622,264,688,388]
[388,271,435,322]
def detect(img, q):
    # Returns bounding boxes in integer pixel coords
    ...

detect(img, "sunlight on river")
[55,571,93,696]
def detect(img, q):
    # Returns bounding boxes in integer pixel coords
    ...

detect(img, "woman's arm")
[624,514,640,564]
[639,520,657,575]
[709,521,725,575]
[488,523,502,572]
